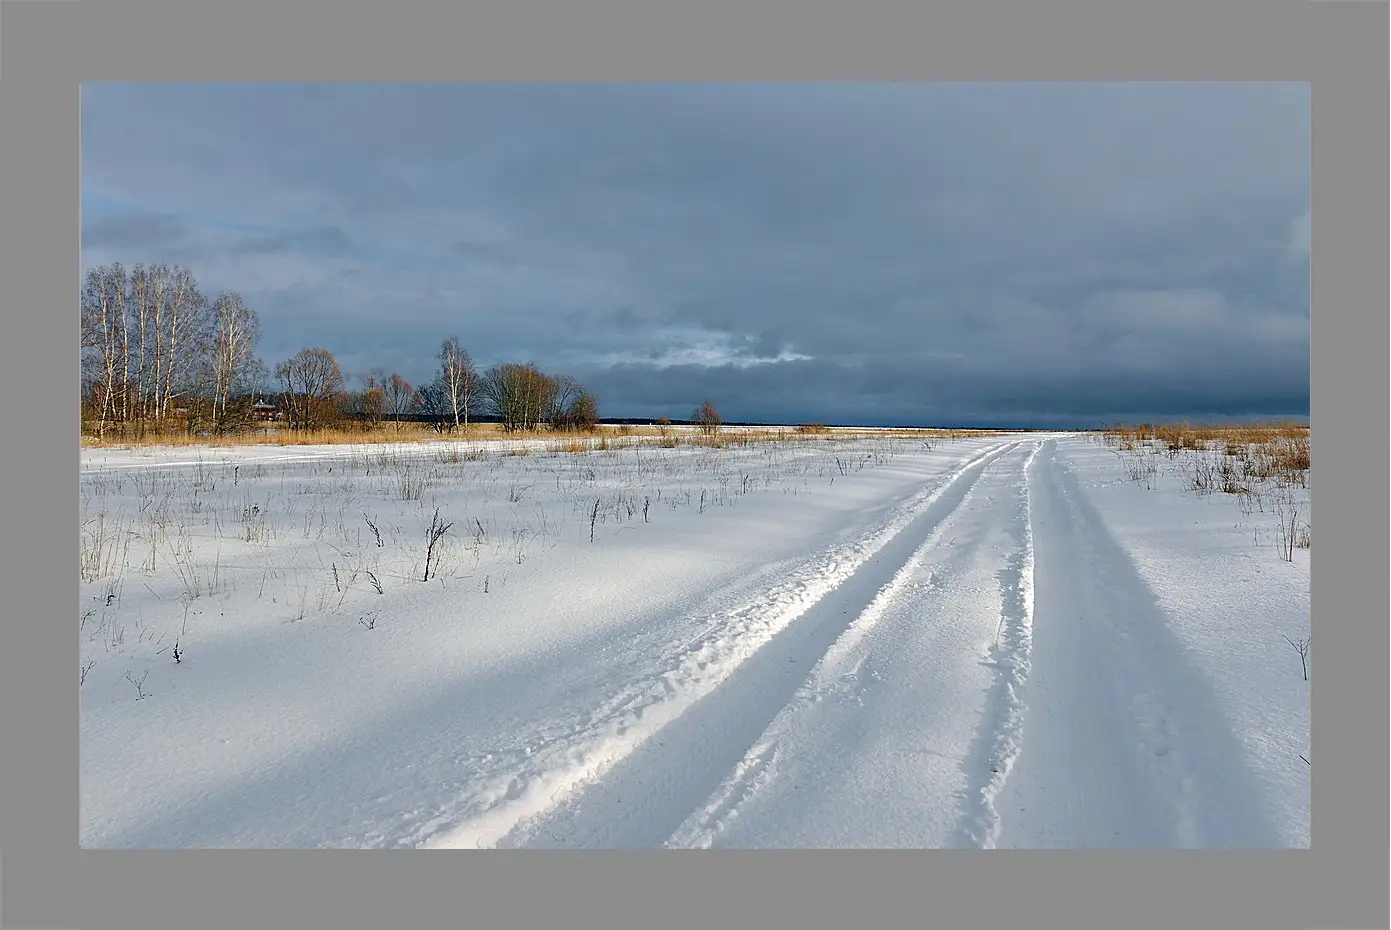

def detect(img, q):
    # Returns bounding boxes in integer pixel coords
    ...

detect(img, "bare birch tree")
[120,263,212,428]
[127,264,154,428]
[81,262,264,438]
[438,336,477,432]
[208,293,263,432]
[158,265,209,420]
[80,264,128,438]
[142,264,171,424]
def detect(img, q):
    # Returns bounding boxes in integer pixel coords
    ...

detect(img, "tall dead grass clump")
[1101,420,1310,547]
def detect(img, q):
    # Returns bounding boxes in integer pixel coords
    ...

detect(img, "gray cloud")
[82,211,192,252]
[80,82,1309,426]
[230,225,355,257]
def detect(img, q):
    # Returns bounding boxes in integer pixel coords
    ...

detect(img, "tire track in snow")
[994,440,1282,848]
[498,442,1024,849]
[953,442,1040,848]
[666,441,1043,850]
[414,440,1025,849]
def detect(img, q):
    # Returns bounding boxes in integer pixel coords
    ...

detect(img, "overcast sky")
[81,82,1309,427]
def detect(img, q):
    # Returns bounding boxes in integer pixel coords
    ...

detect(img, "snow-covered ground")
[78,431,1310,849]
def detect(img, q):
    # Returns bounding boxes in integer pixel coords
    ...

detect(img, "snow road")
[79,433,1309,849]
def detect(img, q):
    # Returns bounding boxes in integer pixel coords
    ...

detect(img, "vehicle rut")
[496,442,1031,849]
[995,440,1282,848]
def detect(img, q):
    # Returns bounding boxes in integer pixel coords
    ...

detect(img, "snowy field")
[79,430,1310,849]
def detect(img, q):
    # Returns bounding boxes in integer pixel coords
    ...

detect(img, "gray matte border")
[0,0,1383,928]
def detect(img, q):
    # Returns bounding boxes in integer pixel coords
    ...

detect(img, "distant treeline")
[79,261,727,439]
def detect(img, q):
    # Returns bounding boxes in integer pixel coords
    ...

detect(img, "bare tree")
[112,265,134,426]
[127,264,155,428]
[1282,633,1311,681]
[520,366,552,432]
[548,376,600,432]
[342,371,388,430]
[417,376,455,433]
[275,348,345,431]
[692,400,722,436]
[438,337,477,432]
[479,364,520,431]
[383,373,421,432]
[136,263,170,425]
[129,263,202,424]
[110,263,214,431]
[158,266,209,421]
[569,390,601,431]
[480,362,553,432]
[207,293,263,433]
[81,262,216,437]
[82,262,274,439]
[80,264,128,438]
[545,374,581,429]
[422,508,453,582]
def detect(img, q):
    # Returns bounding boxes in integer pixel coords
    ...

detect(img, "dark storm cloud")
[80,82,1309,425]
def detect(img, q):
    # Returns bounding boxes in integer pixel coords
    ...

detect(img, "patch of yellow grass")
[81,418,1021,453]
[80,423,436,449]
[1101,420,1310,487]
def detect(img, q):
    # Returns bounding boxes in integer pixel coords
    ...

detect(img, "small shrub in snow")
[422,508,453,582]
[1281,633,1310,682]
[124,669,151,700]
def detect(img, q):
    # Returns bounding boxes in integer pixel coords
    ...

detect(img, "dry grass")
[1102,421,1309,489]
[83,420,1013,453]
[1104,421,1308,452]
[83,421,624,450]
[1099,419,1311,553]
[81,423,404,449]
